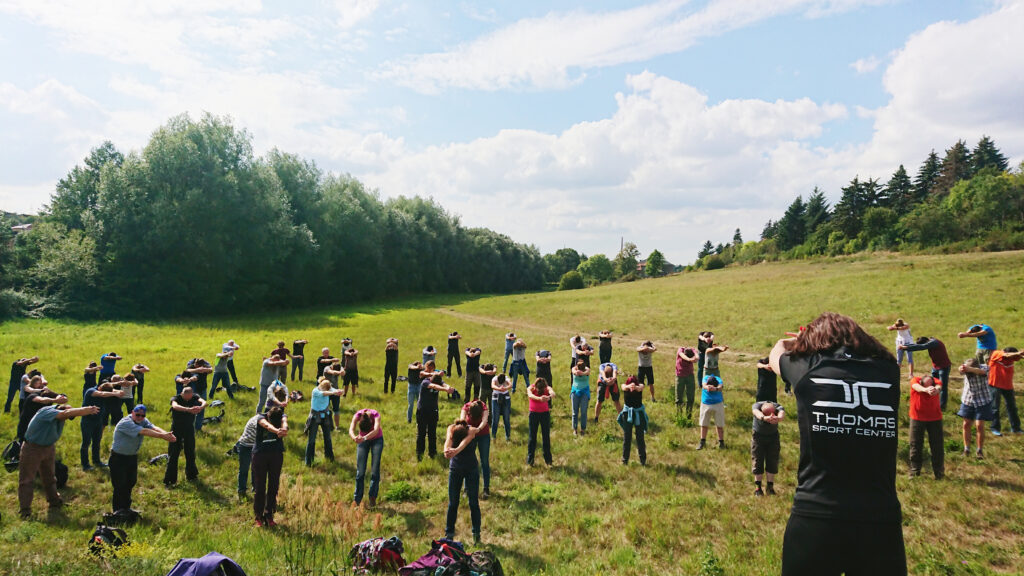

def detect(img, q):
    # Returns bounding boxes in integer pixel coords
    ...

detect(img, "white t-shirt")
[895,328,912,346]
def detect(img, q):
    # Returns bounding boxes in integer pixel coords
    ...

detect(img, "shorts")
[958,401,994,422]
[597,380,620,403]
[699,402,725,427]
[751,433,780,475]
[783,514,906,576]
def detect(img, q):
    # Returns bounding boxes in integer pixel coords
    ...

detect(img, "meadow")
[1,251,1024,575]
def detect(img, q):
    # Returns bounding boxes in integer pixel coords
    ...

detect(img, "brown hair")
[468,401,484,421]
[784,312,895,361]
[358,412,374,433]
[450,420,470,446]
[266,406,284,427]
[532,377,548,395]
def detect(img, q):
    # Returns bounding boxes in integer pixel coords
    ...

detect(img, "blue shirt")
[100,355,117,375]
[701,375,724,405]
[974,324,997,350]
[111,416,154,455]
[572,373,590,393]
[25,406,64,446]
[310,387,330,412]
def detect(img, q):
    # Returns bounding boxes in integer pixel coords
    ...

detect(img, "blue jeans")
[257,385,270,414]
[991,387,1021,433]
[407,383,421,423]
[571,389,590,432]
[304,412,334,466]
[510,360,530,392]
[237,443,252,493]
[354,436,383,504]
[491,396,511,440]
[446,464,481,539]
[476,434,491,492]
[503,348,513,372]
[5,379,19,413]
[194,392,206,432]
[211,372,233,399]
[932,366,950,410]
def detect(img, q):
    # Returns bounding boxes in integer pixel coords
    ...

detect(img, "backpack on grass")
[349,536,405,574]
[89,523,128,556]
[3,439,21,472]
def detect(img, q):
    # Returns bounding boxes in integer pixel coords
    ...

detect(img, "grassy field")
[1,251,1024,575]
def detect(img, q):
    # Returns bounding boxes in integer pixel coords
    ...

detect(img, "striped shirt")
[961,369,992,407]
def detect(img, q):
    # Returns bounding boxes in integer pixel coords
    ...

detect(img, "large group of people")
[8,316,1022,575]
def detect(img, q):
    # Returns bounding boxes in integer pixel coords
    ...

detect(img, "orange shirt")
[988,350,1017,391]
[909,376,942,422]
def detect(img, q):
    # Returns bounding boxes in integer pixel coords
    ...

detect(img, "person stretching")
[444,419,481,544]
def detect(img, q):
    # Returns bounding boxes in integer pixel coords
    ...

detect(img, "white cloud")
[850,55,880,74]
[854,1,1024,177]
[334,0,381,29]
[360,72,847,263]
[378,0,894,93]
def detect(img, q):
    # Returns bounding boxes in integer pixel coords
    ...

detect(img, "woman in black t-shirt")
[769,312,905,576]
[252,407,288,528]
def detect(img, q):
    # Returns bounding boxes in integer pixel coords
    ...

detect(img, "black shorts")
[750,433,780,475]
[597,380,620,403]
[782,514,906,576]
[343,369,359,387]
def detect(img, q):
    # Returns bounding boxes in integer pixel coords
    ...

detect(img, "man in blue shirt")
[19,401,99,518]
[697,374,726,450]
[99,352,122,384]
[959,324,998,364]
[109,405,176,513]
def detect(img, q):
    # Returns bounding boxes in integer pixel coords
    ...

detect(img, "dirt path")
[435,308,761,367]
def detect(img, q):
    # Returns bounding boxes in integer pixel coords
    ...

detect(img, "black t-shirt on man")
[171,394,202,432]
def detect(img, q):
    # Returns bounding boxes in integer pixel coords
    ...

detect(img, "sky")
[2,0,1023,265]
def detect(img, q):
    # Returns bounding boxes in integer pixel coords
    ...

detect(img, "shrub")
[557,270,585,291]
[704,255,725,270]
[384,480,422,503]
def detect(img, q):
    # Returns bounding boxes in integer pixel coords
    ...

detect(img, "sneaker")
[696,440,706,451]
[962,447,970,457]
[621,459,629,465]
[95,461,108,468]
[266,518,277,527]
[718,440,725,449]
[991,429,1003,437]
[82,465,94,471]
[765,485,776,496]
[481,490,490,501]
[368,497,377,507]
[976,449,984,460]
[1014,430,1024,435]
[254,517,265,527]
[754,487,764,497]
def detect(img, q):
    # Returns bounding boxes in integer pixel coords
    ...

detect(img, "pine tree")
[760,220,777,241]
[777,196,807,250]
[860,177,885,207]
[913,150,941,201]
[804,187,830,233]
[970,135,1008,174]
[833,176,866,238]
[885,165,914,216]
[698,241,714,259]
[732,228,743,246]
[932,140,972,198]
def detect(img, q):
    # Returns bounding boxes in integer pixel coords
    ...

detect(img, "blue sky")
[2,0,1021,264]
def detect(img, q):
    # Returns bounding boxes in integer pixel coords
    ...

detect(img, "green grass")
[2,251,1024,575]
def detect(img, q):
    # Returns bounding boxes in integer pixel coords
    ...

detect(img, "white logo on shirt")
[810,378,894,412]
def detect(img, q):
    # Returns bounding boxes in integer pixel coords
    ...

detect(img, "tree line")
[0,113,546,318]
[693,136,1024,269]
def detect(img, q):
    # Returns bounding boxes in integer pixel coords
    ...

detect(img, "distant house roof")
[10,223,32,232]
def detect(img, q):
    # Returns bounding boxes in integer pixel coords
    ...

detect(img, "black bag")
[468,551,503,576]
[2,439,21,472]
[55,459,68,488]
[89,523,128,555]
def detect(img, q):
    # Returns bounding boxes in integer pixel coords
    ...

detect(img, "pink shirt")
[353,409,383,441]
[528,387,550,413]
[676,347,697,377]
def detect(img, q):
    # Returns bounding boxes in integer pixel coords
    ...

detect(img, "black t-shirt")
[386,347,399,366]
[418,380,440,412]
[84,370,97,392]
[293,341,306,356]
[17,393,44,438]
[317,357,332,379]
[253,415,285,454]
[599,336,612,354]
[778,347,901,523]
[535,361,552,382]
[131,370,145,387]
[624,388,643,408]
[448,335,460,353]
[171,394,202,431]
[465,351,480,373]
[11,362,26,386]
[755,366,778,402]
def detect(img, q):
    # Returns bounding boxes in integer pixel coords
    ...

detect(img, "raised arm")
[56,405,100,420]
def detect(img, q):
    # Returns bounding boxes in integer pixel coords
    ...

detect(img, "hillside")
[1,251,1022,575]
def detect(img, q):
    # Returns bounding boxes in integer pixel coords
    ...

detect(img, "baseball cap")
[132,404,147,414]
